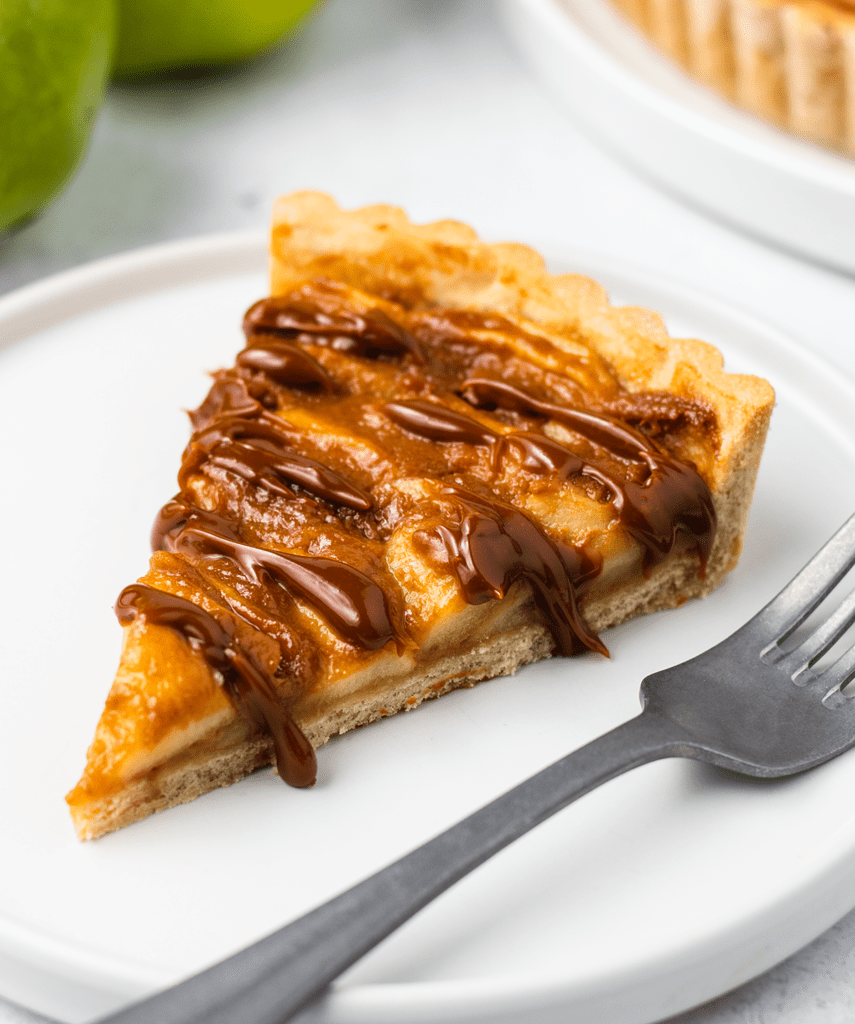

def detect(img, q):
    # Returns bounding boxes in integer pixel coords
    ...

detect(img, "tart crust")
[605,0,855,154]
[66,192,774,840]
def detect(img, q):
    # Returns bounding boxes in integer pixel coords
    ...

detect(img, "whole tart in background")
[606,0,855,154]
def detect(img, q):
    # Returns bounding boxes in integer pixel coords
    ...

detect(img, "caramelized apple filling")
[69,279,718,804]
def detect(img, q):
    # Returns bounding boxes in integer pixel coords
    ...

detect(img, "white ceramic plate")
[501,0,855,275]
[2,234,855,1024]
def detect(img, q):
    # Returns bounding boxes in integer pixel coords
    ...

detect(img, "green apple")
[113,0,320,77]
[0,0,114,235]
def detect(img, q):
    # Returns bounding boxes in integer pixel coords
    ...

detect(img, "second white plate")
[502,0,855,275]
[1,234,855,1024]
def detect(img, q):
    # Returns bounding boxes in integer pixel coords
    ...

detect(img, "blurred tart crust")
[606,0,855,154]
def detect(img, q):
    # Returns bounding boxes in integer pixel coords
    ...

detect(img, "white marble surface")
[2,1,855,1021]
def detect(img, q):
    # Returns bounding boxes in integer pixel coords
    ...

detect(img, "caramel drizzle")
[458,379,717,571]
[383,399,497,447]
[237,338,336,391]
[243,287,426,362]
[382,392,716,571]
[418,487,606,657]
[180,409,373,512]
[154,500,403,653]
[124,287,719,790]
[115,584,317,787]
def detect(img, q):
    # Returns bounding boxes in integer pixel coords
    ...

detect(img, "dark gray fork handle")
[97,710,687,1024]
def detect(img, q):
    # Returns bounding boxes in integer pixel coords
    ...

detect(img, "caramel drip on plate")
[123,280,719,789]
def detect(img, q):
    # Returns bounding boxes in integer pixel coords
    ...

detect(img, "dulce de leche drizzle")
[383,400,498,447]
[380,389,715,572]
[236,339,336,392]
[179,409,373,512]
[153,499,403,652]
[243,285,426,362]
[115,584,317,787]
[122,279,719,789]
[460,378,717,571]
[416,487,606,657]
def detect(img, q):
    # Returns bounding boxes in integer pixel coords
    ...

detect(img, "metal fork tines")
[759,513,855,694]
[758,512,855,648]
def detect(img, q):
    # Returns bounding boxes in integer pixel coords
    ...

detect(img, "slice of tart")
[66,191,774,840]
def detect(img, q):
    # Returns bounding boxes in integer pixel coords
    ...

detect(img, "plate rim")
[3,231,855,1024]
[506,0,855,192]
[501,0,855,275]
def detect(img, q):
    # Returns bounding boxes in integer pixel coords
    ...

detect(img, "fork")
[72,511,855,1024]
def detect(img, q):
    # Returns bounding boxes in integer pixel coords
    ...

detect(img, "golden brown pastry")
[66,192,775,840]
[606,0,855,154]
